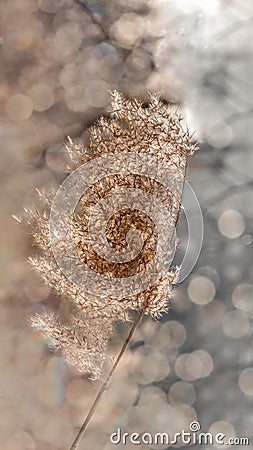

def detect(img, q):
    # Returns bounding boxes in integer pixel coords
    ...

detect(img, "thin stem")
[74,0,109,40]
[68,306,146,450]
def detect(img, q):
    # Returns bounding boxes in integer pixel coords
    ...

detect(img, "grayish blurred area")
[0,0,253,449]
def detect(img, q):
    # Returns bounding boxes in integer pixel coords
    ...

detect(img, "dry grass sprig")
[25,91,197,449]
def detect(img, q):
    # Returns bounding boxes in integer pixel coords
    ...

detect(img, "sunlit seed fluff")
[27,91,197,379]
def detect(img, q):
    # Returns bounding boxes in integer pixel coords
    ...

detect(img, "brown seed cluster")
[28,91,197,379]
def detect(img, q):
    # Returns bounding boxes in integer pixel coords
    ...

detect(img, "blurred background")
[1,0,253,449]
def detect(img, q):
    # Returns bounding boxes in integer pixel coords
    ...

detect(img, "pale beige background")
[1,1,253,449]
